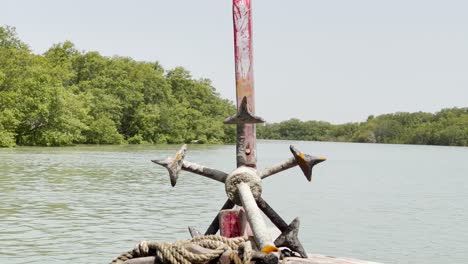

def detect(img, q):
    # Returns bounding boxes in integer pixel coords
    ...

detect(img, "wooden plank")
[124,256,155,264]
[124,254,382,264]
[283,255,383,264]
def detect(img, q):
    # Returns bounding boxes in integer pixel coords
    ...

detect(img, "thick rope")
[110,235,251,264]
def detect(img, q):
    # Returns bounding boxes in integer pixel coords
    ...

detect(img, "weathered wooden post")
[228,0,263,168]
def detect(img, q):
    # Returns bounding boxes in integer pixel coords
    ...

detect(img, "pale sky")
[2,0,467,123]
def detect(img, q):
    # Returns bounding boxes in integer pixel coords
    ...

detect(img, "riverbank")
[257,107,468,147]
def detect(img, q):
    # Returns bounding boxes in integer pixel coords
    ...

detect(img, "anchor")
[152,0,326,259]
[153,142,324,258]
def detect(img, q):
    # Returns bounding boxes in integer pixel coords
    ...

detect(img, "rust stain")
[261,245,279,254]
[297,152,308,167]
[236,79,253,98]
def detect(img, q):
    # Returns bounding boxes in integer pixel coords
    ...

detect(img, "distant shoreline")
[1,26,466,148]
[3,135,467,149]
[257,108,467,147]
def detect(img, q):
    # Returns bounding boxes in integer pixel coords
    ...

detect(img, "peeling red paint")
[233,0,257,168]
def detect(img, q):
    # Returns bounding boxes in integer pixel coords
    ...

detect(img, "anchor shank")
[237,182,273,250]
[182,161,228,183]
[233,0,257,168]
[256,197,289,231]
[259,157,296,179]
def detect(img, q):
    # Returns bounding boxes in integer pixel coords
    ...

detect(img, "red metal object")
[219,209,242,237]
[232,0,257,168]
[219,208,253,238]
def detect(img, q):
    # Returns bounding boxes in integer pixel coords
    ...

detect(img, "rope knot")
[110,235,252,264]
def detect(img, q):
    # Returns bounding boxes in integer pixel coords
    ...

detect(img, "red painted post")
[232,0,257,168]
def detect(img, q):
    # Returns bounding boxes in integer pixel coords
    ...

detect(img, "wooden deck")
[124,254,382,264]
[283,255,382,264]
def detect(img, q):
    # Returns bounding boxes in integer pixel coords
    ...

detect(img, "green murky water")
[1,141,467,263]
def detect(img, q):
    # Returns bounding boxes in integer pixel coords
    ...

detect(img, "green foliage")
[0,130,15,147]
[0,26,235,147]
[86,116,124,144]
[259,108,468,146]
[0,26,29,50]
[0,108,18,147]
[2,25,464,147]
[128,134,144,144]
[0,25,236,147]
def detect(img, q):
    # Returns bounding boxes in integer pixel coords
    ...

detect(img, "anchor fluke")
[224,96,265,124]
[290,145,326,182]
[274,217,307,258]
[188,226,202,238]
[152,144,187,187]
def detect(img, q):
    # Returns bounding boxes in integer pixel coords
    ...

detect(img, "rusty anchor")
[152,143,323,257]
[152,0,326,260]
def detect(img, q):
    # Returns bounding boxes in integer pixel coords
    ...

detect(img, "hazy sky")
[2,0,467,123]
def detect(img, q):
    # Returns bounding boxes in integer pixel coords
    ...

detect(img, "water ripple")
[0,143,467,264]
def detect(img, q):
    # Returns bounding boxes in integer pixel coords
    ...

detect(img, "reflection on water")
[0,142,467,264]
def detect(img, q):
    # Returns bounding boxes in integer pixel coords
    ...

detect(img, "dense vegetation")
[1,26,466,147]
[0,26,236,147]
[258,108,468,146]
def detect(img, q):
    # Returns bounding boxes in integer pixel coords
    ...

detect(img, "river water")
[0,141,467,264]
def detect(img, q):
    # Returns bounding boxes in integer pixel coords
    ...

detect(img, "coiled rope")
[110,235,252,264]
